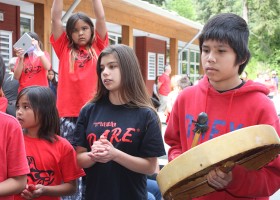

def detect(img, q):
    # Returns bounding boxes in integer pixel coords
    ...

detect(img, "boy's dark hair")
[0,55,6,88]
[199,13,251,75]
[66,12,95,50]
[16,86,60,142]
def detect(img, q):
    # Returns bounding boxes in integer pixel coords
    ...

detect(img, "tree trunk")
[242,0,249,23]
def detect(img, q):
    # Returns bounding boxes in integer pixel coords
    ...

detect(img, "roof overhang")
[3,0,203,47]
[63,0,203,45]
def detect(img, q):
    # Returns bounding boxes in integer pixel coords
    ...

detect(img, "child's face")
[100,54,121,93]
[16,94,39,132]
[47,71,54,80]
[201,39,240,89]
[71,19,92,47]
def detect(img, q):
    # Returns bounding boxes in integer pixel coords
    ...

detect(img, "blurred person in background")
[271,71,278,91]
[3,57,19,116]
[47,69,58,98]
[157,65,171,113]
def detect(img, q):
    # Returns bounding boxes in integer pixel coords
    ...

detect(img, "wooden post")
[122,25,133,48]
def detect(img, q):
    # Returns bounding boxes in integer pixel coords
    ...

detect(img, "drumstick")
[191,113,235,171]
[191,112,209,148]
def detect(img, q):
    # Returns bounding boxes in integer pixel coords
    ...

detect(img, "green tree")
[193,0,280,77]
[193,0,242,22]
[165,0,195,19]
[248,0,280,69]
[145,0,280,76]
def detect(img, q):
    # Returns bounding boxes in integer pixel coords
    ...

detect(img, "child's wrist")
[34,50,44,57]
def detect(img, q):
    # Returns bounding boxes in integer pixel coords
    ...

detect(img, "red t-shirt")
[0,96,8,112]
[50,31,108,117]
[15,52,50,92]
[14,135,85,200]
[0,112,30,200]
[158,73,171,96]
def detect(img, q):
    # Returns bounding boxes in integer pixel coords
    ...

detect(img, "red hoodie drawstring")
[224,91,236,133]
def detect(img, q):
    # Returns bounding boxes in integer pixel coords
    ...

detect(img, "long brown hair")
[92,44,156,113]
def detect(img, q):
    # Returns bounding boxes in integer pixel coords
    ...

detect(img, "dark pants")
[60,117,85,200]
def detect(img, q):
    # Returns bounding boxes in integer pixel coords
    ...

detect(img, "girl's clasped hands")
[88,135,117,163]
[20,184,44,200]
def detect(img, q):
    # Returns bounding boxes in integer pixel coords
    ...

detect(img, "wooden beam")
[121,25,133,48]
[33,3,52,54]
[23,0,200,45]
[170,38,178,75]
[24,0,45,4]
[44,2,52,54]
[61,0,200,45]
[34,4,44,47]
[23,0,201,65]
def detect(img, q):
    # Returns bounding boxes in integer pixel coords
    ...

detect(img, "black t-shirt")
[74,96,166,200]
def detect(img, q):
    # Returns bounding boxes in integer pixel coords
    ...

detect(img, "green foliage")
[144,0,280,74]
[193,0,242,22]
[248,0,280,71]
[191,0,280,74]
[165,0,195,19]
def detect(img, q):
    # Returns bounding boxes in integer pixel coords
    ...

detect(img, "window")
[147,52,156,80]
[157,53,165,76]
[0,14,34,68]
[0,30,12,67]
[179,49,188,75]
[109,33,121,45]
[20,14,34,35]
[182,50,188,60]
[181,63,187,74]
[189,50,200,83]
[178,49,200,83]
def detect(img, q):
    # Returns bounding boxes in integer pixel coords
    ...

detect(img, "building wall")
[0,2,20,65]
[0,2,20,46]
[135,36,166,96]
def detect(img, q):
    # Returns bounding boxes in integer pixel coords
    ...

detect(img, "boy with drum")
[164,13,280,199]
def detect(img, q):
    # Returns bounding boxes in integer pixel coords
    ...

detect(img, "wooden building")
[0,0,203,92]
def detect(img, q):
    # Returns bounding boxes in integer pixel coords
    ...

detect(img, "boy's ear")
[239,58,247,66]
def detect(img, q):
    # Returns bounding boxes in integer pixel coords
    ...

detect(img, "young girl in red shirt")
[50,1,108,199]
[14,86,85,200]
[14,32,51,92]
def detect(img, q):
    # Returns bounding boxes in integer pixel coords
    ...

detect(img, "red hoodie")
[165,76,280,200]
